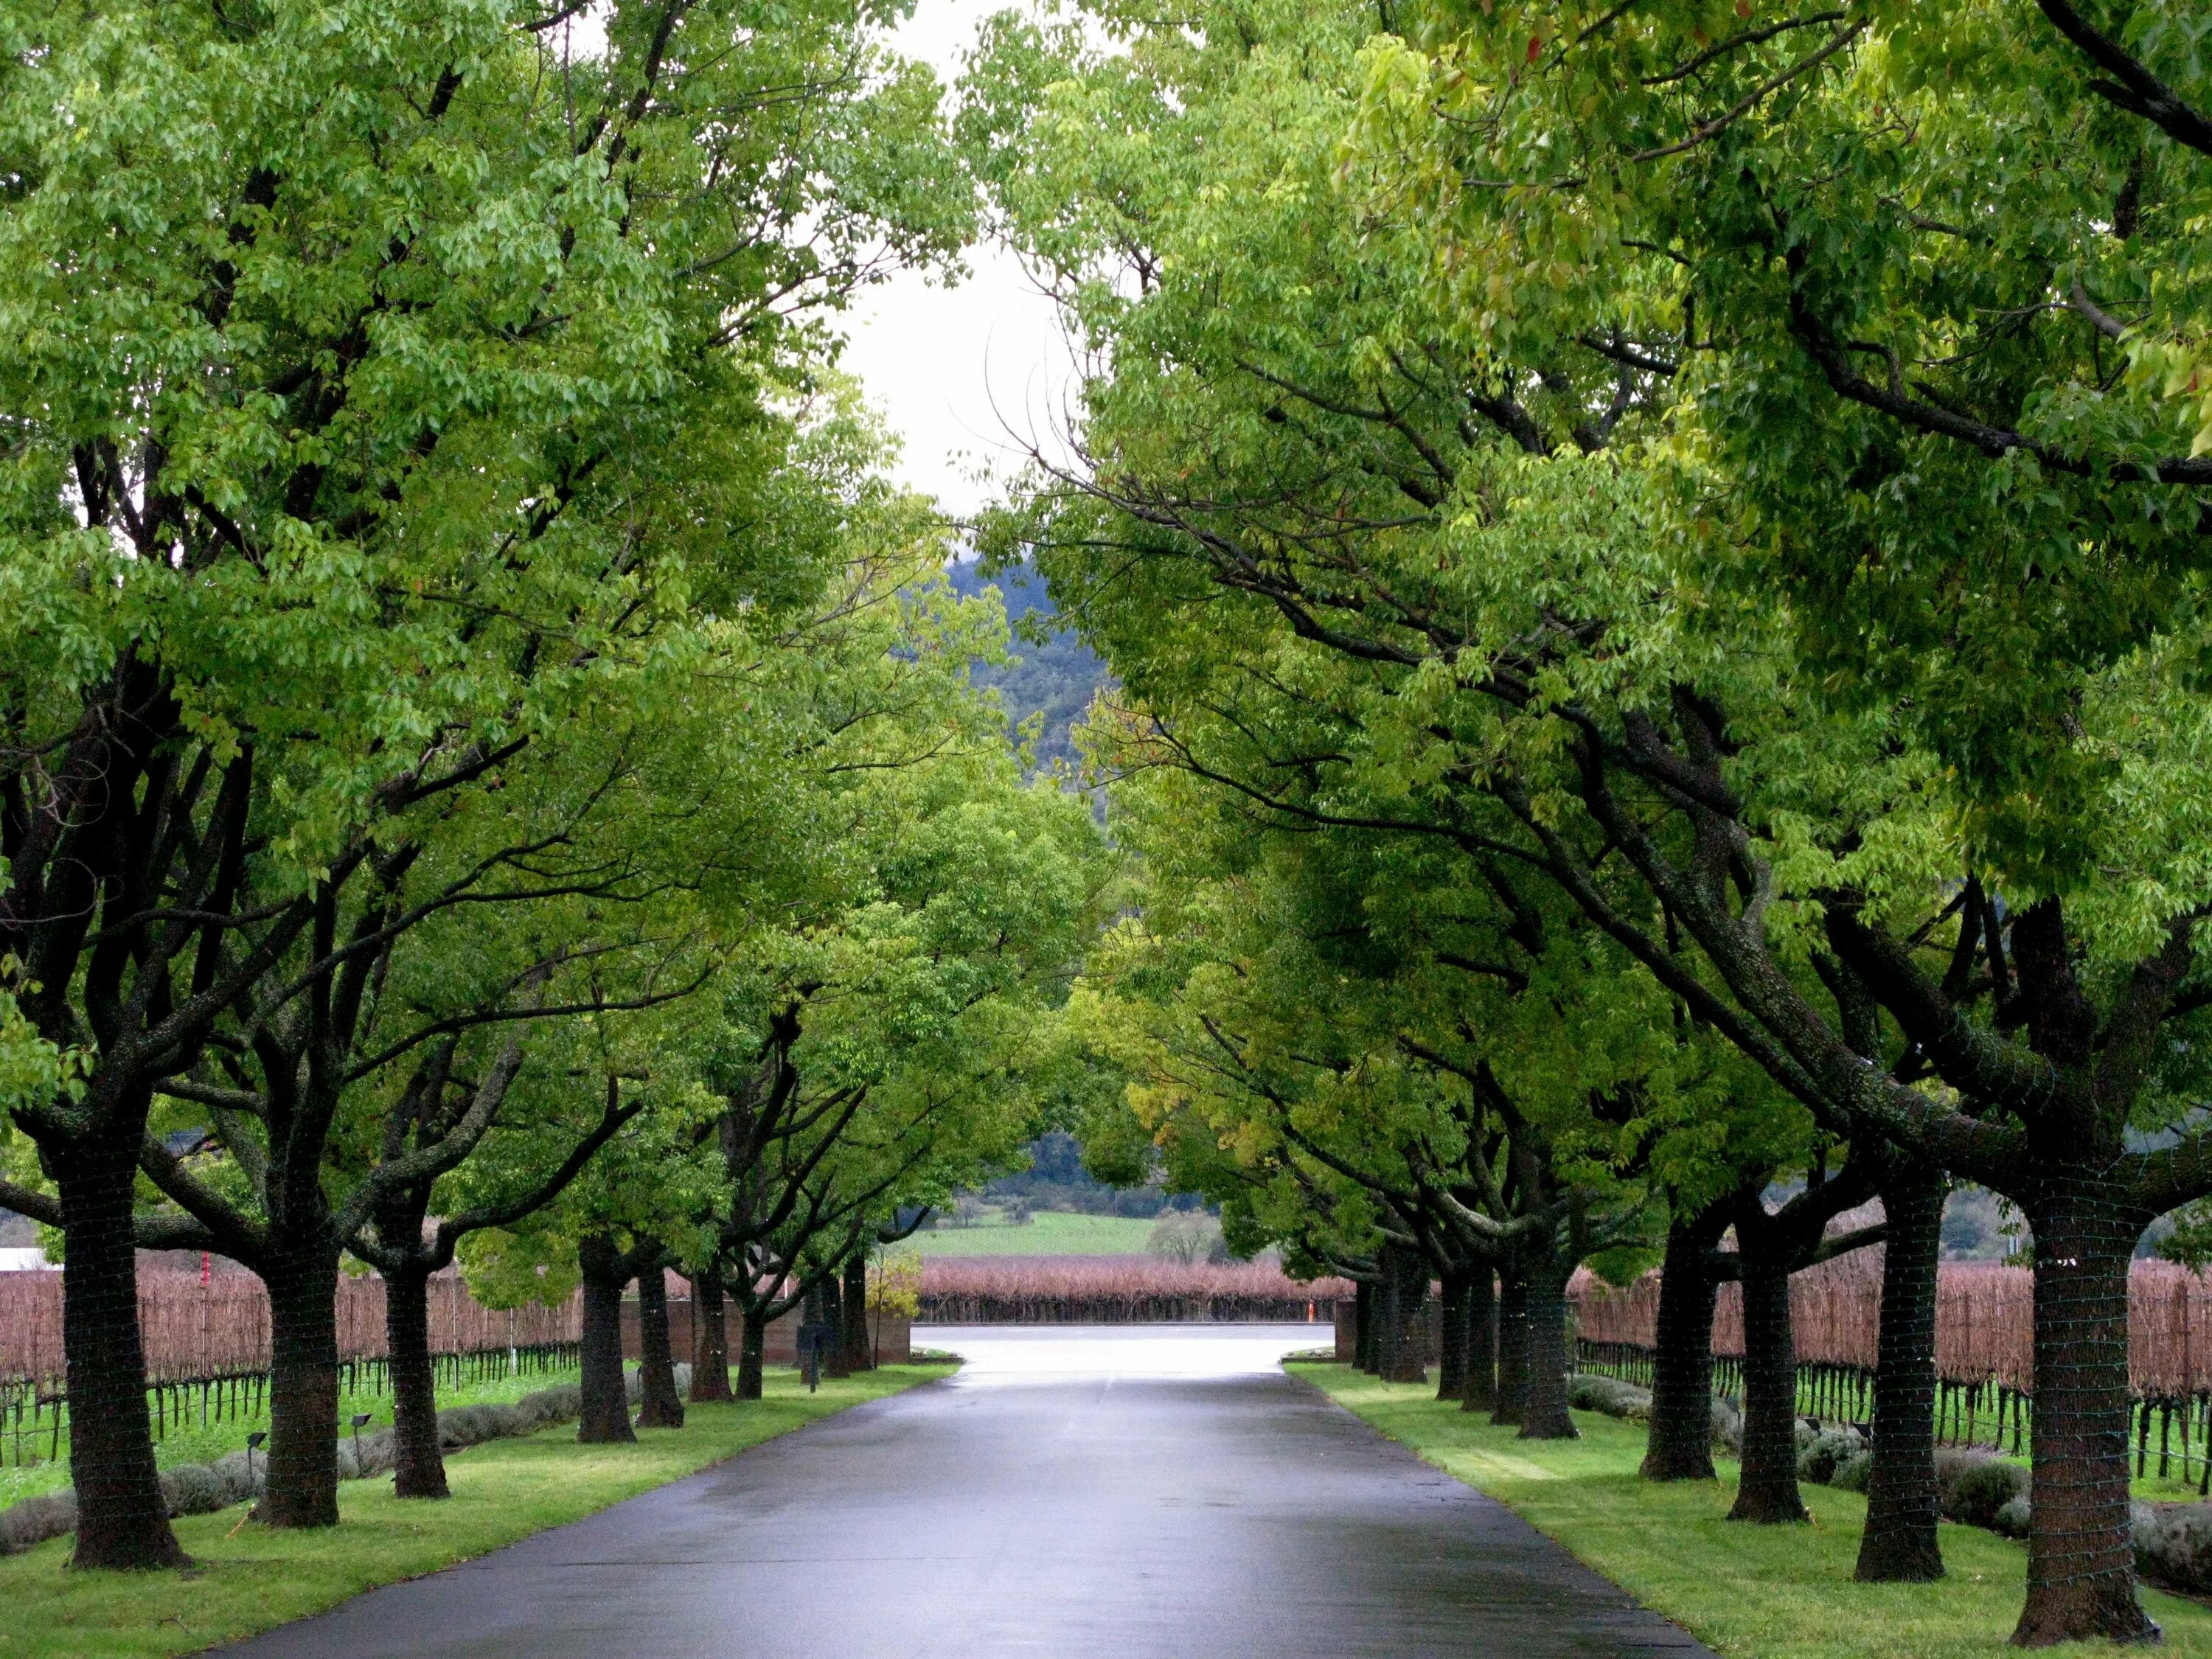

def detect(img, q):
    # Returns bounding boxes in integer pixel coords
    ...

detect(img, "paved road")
[222,1325,1711,1658]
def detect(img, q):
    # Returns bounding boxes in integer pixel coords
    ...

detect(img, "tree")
[967,0,1989,1593]
[700,726,1113,1391]
[1065,764,1683,1439]
[1344,7,2212,1629]
[361,1066,641,1498]
[0,0,971,1561]
[442,563,1111,1413]
[1353,0,2212,849]
[130,728,728,1522]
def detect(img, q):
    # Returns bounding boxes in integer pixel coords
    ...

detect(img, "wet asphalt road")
[218,1326,1711,1659]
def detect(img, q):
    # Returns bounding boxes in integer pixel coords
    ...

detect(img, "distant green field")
[905,1210,1158,1256]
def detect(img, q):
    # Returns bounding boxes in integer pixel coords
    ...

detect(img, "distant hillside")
[945,557,1108,773]
[983,1131,1208,1220]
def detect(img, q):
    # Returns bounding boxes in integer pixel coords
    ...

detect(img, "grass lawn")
[904,1210,1158,1256]
[1294,1363,2212,1659]
[0,1363,947,1659]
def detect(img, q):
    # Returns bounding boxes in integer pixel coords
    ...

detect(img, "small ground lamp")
[245,1430,267,1488]
[351,1413,372,1470]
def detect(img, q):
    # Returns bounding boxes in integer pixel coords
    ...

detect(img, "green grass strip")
[902,1211,1160,1256]
[1293,1363,2212,1659]
[0,1363,948,1659]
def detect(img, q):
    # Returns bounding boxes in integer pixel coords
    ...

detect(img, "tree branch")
[2034,0,2212,159]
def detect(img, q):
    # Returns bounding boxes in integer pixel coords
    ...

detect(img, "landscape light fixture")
[351,1413,372,1470]
[245,1429,267,1490]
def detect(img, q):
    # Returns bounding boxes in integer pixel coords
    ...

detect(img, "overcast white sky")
[839,0,1081,518]
[559,0,1077,518]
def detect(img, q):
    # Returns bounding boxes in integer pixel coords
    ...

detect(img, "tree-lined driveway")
[221,1326,1710,1658]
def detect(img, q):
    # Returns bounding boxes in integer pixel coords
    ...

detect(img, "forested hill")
[946,557,1107,772]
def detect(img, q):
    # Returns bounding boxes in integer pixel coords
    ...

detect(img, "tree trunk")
[1400,1249,1432,1383]
[1856,1163,1944,1582]
[260,1246,342,1528]
[635,1262,685,1429]
[386,1263,449,1499]
[1519,1256,1579,1441]
[737,1304,766,1402]
[821,1268,852,1380]
[1493,1262,1529,1426]
[1460,1265,1496,1414]
[1643,1217,1720,1481]
[1728,1245,1807,1523]
[801,1276,830,1386]
[1436,1272,1470,1402]
[577,1234,636,1443]
[2011,1175,2156,1645]
[54,1138,189,1569]
[1376,1242,1427,1383]
[1354,1280,1377,1374]
[841,1255,872,1373]
[1374,1259,1403,1381]
[689,1262,732,1403]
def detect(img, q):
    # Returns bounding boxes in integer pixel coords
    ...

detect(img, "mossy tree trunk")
[821,1269,852,1380]
[385,1262,449,1498]
[1459,1265,1496,1414]
[1720,1164,1879,1525]
[1493,1259,1529,1427]
[690,1261,733,1403]
[1375,1262,1404,1380]
[1377,1241,1428,1384]
[1519,1252,1578,1441]
[635,1254,685,1429]
[1728,1233,1807,1523]
[1436,1271,1470,1402]
[1855,1161,1944,1582]
[260,1241,342,1528]
[1643,1212,1723,1482]
[578,1234,639,1444]
[841,1254,873,1373]
[737,1304,767,1401]
[2011,1172,2157,1645]
[54,1134,189,1569]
